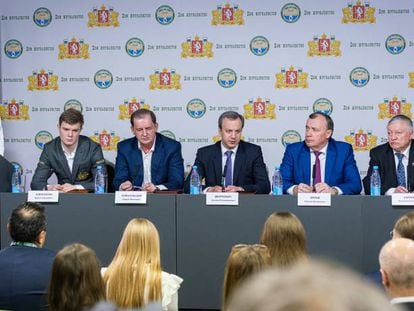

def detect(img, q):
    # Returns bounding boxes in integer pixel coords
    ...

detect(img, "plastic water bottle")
[370,165,381,196]
[272,166,283,195]
[190,165,201,195]
[94,165,106,194]
[11,164,22,193]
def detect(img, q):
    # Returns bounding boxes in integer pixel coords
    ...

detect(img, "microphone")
[312,163,316,188]
[222,164,227,191]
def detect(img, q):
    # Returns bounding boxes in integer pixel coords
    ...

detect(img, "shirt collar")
[138,136,156,154]
[10,241,38,248]
[391,296,414,304]
[393,143,411,158]
[61,142,78,157]
[311,142,328,155]
[221,143,238,156]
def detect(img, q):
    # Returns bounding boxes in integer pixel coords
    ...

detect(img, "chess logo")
[349,67,370,87]
[217,68,237,88]
[378,97,412,119]
[181,36,213,58]
[281,3,301,23]
[313,98,333,116]
[186,99,206,119]
[345,129,378,151]
[119,98,150,120]
[4,39,23,59]
[94,69,113,89]
[58,38,90,59]
[35,131,53,150]
[155,5,175,25]
[33,7,52,27]
[0,99,30,120]
[250,36,269,56]
[88,5,119,27]
[90,129,120,151]
[28,69,59,91]
[149,68,181,90]
[385,34,405,55]
[125,38,145,57]
[281,130,302,147]
[342,1,376,24]
[275,66,308,89]
[211,3,244,25]
[64,100,83,112]
[243,97,276,119]
[308,34,341,57]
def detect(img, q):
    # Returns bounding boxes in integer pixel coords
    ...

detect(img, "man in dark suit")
[114,108,184,192]
[0,202,55,311]
[379,238,414,310]
[0,155,13,192]
[363,114,414,195]
[184,111,270,194]
[280,112,361,195]
[31,108,106,192]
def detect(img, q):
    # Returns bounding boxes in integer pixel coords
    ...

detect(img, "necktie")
[396,153,406,188]
[225,151,233,186]
[314,151,321,185]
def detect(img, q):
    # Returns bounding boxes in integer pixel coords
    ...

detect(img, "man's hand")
[394,186,409,193]
[224,185,244,192]
[46,184,61,191]
[59,183,77,193]
[293,183,313,194]
[206,186,224,192]
[142,182,157,193]
[314,182,335,194]
[119,181,133,191]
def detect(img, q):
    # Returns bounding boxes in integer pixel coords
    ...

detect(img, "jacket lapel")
[132,138,144,186]
[213,143,223,185]
[57,138,73,182]
[324,140,336,185]
[151,135,163,184]
[300,143,311,185]
[233,142,245,185]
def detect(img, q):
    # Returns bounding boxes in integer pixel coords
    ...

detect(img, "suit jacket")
[113,133,184,190]
[362,141,414,195]
[280,139,362,195]
[183,141,270,194]
[393,301,414,311]
[31,135,106,191]
[0,245,56,311]
[0,155,13,192]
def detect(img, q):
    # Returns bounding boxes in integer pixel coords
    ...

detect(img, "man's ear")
[380,268,390,287]
[36,230,46,248]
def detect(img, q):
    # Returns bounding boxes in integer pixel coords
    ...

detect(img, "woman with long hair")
[48,243,106,311]
[222,244,271,310]
[260,212,307,267]
[392,211,414,240]
[103,218,182,310]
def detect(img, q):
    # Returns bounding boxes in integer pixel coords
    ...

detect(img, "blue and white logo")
[187,99,206,119]
[155,5,175,25]
[94,69,113,89]
[4,39,23,59]
[33,7,52,27]
[125,38,145,57]
[349,67,370,87]
[281,3,301,23]
[217,68,237,88]
[250,36,270,56]
[385,34,405,55]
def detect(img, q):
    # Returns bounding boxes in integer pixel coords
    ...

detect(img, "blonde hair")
[394,211,414,240]
[104,218,162,308]
[260,212,307,267]
[222,244,271,310]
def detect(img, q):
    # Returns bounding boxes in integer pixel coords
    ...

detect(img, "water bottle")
[272,166,283,195]
[11,164,22,193]
[94,165,106,194]
[370,165,381,196]
[190,165,201,195]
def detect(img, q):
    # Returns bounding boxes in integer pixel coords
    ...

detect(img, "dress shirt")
[385,144,410,195]
[138,136,166,190]
[61,142,83,190]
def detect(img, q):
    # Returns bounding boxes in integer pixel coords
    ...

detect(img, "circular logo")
[217,68,237,88]
[385,34,406,55]
[64,99,83,112]
[35,130,53,150]
[250,36,270,56]
[313,98,333,116]
[125,38,145,57]
[281,3,301,23]
[94,69,113,89]
[349,67,370,87]
[33,7,52,27]
[4,39,23,59]
[160,130,176,140]
[186,99,206,119]
[155,5,175,25]
[281,130,302,147]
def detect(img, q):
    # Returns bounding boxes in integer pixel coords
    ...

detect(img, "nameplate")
[27,191,59,203]
[391,193,414,206]
[115,191,147,204]
[297,193,331,206]
[206,192,239,206]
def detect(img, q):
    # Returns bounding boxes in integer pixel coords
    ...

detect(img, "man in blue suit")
[280,112,361,195]
[114,109,184,192]
[0,202,55,311]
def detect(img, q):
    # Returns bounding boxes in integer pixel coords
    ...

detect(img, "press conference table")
[0,193,411,310]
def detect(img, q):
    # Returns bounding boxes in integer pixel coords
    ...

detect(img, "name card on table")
[297,193,331,206]
[28,191,59,203]
[206,192,239,206]
[115,191,147,204]
[392,193,414,206]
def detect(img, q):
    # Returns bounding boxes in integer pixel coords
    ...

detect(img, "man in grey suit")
[31,108,105,192]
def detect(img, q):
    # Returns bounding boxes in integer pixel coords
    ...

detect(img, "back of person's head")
[260,212,307,267]
[8,202,46,245]
[393,212,414,240]
[222,244,271,310]
[104,218,162,308]
[379,238,414,296]
[227,260,398,311]
[59,108,84,127]
[48,243,105,311]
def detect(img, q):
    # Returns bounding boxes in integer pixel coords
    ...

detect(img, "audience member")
[379,238,414,310]
[222,244,271,310]
[260,212,307,267]
[48,243,105,311]
[227,260,399,311]
[0,154,13,192]
[392,211,414,240]
[103,218,183,310]
[0,202,55,311]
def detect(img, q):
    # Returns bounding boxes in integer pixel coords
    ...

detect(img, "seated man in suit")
[379,238,414,310]
[280,112,361,195]
[0,155,13,192]
[0,202,55,311]
[31,108,106,192]
[363,114,414,195]
[114,108,184,192]
[184,111,270,194]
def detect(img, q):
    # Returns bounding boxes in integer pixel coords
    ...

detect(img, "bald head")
[379,238,414,295]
